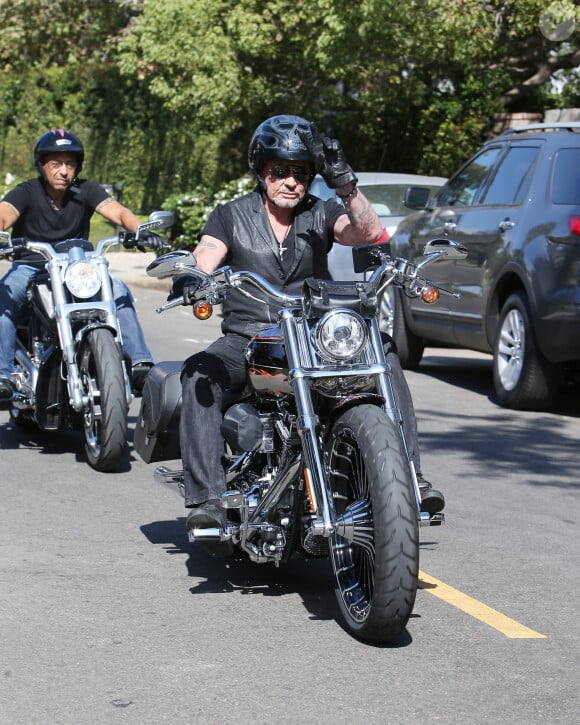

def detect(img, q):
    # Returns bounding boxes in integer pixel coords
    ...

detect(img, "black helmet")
[34,129,84,174]
[248,115,312,175]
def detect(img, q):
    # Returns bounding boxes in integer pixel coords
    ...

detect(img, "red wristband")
[373,228,389,244]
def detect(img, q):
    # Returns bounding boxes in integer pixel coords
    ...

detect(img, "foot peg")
[153,465,185,497]
[187,525,234,557]
[419,512,445,527]
[187,526,226,543]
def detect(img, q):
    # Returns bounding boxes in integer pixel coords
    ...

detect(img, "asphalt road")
[1,281,579,725]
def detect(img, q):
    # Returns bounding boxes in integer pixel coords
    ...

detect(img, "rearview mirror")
[147,210,175,231]
[352,242,392,274]
[146,250,196,278]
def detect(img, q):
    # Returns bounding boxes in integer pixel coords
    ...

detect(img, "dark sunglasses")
[268,164,312,184]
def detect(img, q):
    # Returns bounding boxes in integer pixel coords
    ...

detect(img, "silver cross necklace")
[278,223,292,261]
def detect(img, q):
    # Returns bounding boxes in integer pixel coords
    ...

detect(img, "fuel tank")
[246,326,292,398]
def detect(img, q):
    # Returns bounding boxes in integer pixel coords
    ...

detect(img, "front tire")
[493,292,560,410]
[325,404,419,644]
[79,328,128,472]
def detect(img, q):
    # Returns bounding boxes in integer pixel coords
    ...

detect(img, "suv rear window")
[552,148,580,204]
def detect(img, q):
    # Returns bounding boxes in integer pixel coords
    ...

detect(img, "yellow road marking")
[418,570,547,639]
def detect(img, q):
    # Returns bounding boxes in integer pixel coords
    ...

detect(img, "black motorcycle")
[135,238,467,642]
[0,210,173,471]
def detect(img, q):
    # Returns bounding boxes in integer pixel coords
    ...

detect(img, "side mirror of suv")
[404,186,432,210]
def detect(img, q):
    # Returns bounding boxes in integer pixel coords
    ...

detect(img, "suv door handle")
[443,221,457,232]
[498,219,515,231]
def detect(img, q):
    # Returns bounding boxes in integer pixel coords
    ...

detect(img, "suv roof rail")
[499,122,580,136]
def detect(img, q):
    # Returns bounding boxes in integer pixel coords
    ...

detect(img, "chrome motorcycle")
[135,237,467,642]
[0,210,173,472]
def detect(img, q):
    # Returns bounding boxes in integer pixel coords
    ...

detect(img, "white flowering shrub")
[163,175,255,249]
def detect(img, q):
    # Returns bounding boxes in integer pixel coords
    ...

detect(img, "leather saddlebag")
[134,360,183,463]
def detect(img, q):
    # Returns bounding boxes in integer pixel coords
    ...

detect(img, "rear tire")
[79,328,128,472]
[325,404,419,644]
[493,292,560,410]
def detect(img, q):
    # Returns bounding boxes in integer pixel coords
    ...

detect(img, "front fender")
[74,322,119,347]
[324,393,386,431]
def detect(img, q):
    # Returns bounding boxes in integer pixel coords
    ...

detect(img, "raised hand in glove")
[298,122,357,189]
[167,274,201,303]
[137,230,167,251]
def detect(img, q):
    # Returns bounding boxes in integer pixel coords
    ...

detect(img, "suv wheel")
[493,291,560,410]
[391,289,425,370]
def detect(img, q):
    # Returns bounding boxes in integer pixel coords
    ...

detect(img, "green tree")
[0,0,141,193]
[1,0,578,215]
[117,0,579,184]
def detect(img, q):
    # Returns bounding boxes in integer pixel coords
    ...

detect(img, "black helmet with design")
[248,115,312,175]
[33,129,84,174]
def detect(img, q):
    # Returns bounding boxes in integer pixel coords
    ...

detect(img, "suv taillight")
[569,216,580,236]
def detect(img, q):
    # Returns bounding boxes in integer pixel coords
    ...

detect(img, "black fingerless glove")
[167,274,201,303]
[298,122,357,189]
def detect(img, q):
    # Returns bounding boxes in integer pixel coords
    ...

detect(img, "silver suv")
[391,123,580,410]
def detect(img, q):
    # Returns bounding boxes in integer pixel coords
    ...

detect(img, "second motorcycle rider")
[0,129,164,401]
[172,115,445,538]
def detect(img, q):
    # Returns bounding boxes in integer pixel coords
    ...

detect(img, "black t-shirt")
[3,178,110,263]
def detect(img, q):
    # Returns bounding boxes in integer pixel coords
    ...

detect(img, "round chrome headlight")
[64,261,101,299]
[314,309,368,362]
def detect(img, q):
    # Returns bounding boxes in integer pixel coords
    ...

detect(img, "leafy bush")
[163,175,255,249]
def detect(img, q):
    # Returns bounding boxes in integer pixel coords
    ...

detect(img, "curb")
[1,252,171,292]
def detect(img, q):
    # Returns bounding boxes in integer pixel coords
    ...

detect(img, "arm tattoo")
[95,197,114,212]
[346,195,377,236]
[196,239,220,250]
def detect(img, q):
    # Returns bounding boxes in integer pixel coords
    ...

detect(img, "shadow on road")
[0,415,133,473]
[418,350,580,418]
[415,351,580,490]
[140,516,416,648]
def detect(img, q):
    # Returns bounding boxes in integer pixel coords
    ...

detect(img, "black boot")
[186,499,233,557]
[131,362,154,396]
[186,499,226,532]
[418,476,445,514]
[0,377,15,404]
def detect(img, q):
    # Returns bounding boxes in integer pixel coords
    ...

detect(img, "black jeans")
[179,332,421,507]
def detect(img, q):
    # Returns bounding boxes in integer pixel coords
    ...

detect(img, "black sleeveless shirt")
[202,188,345,337]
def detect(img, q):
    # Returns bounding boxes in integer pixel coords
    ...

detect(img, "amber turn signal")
[421,286,440,304]
[193,301,213,320]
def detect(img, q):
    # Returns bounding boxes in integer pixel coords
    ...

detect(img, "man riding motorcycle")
[0,129,162,401]
[170,114,445,541]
